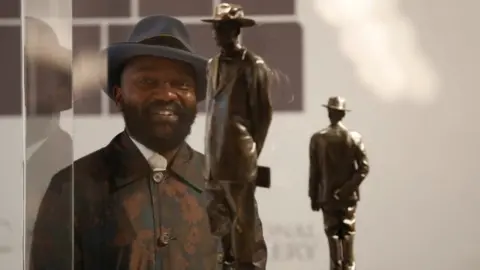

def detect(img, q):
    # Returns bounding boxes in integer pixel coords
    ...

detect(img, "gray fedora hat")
[105,15,207,102]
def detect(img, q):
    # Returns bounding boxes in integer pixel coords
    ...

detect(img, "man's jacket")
[30,132,267,269]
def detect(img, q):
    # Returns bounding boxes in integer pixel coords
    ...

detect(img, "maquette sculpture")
[308,97,370,270]
[202,3,273,269]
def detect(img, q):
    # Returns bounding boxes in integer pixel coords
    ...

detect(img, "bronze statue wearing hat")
[202,3,272,269]
[308,96,370,270]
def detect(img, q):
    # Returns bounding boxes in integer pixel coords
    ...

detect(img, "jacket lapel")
[211,54,240,98]
[169,143,204,194]
[108,132,151,189]
[209,54,221,97]
[107,132,204,194]
[212,49,246,98]
[105,132,159,263]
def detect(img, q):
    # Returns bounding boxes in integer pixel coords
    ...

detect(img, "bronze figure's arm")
[309,134,323,211]
[308,134,320,200]
[250,58,273,157]
[338,132,370,197]
[30,170,83,270]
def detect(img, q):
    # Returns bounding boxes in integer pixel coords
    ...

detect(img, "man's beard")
[121,99,196,153]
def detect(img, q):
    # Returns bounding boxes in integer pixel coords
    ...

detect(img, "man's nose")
[153,82,178,101]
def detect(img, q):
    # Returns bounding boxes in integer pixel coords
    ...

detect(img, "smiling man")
[118,55,198,159]
[30,15,267,270]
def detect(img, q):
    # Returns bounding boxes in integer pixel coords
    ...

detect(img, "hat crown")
[127,15,191,50]
[105,15,208,102]
[326,96,348,110]
[212,3,246,20]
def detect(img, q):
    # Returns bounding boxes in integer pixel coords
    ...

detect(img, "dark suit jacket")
[30,132,267,270]
[205,49,273,181]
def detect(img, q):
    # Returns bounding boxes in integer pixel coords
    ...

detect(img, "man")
[30,15,267,269]
[201,3,272,269]
[308,96,370,270]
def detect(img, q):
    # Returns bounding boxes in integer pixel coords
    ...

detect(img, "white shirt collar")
[129,136,168,170]
[130,136,154,160]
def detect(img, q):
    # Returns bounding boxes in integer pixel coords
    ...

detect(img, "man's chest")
[214,57,255,93]
[78,174,219,269]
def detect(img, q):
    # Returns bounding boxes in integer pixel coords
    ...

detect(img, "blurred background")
[0,0,479,269]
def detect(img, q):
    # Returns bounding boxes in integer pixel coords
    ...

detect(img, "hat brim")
[105,43,207,102]
[322,104,351,111]
[201,18,256,28]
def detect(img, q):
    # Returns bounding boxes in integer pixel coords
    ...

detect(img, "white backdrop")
[1,0,480,269]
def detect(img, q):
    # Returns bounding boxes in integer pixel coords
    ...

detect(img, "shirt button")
[152,171,164,183]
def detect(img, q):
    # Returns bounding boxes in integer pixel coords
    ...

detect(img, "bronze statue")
[309,97,370,270]
[202,3,273,269]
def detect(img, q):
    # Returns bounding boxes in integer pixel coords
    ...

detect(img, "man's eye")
[139,78,156,85]
[170,80,193,90]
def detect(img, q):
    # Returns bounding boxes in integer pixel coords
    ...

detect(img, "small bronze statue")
[309,97,370,270]
[202,3,273,269]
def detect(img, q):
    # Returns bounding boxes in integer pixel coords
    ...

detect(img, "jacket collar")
[108,132,204,193]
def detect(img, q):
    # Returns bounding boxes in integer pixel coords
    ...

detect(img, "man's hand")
[335,187,357,200]
[310,200,320,212]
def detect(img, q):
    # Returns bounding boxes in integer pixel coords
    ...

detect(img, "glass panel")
[22,0,73,269]
[0,3,23,268]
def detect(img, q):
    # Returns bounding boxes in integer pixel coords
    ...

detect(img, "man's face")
[114,56,197,153]
[328,108,345,122]
[213,21,239,48]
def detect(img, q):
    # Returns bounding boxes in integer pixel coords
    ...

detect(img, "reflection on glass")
[23,16,74,267]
